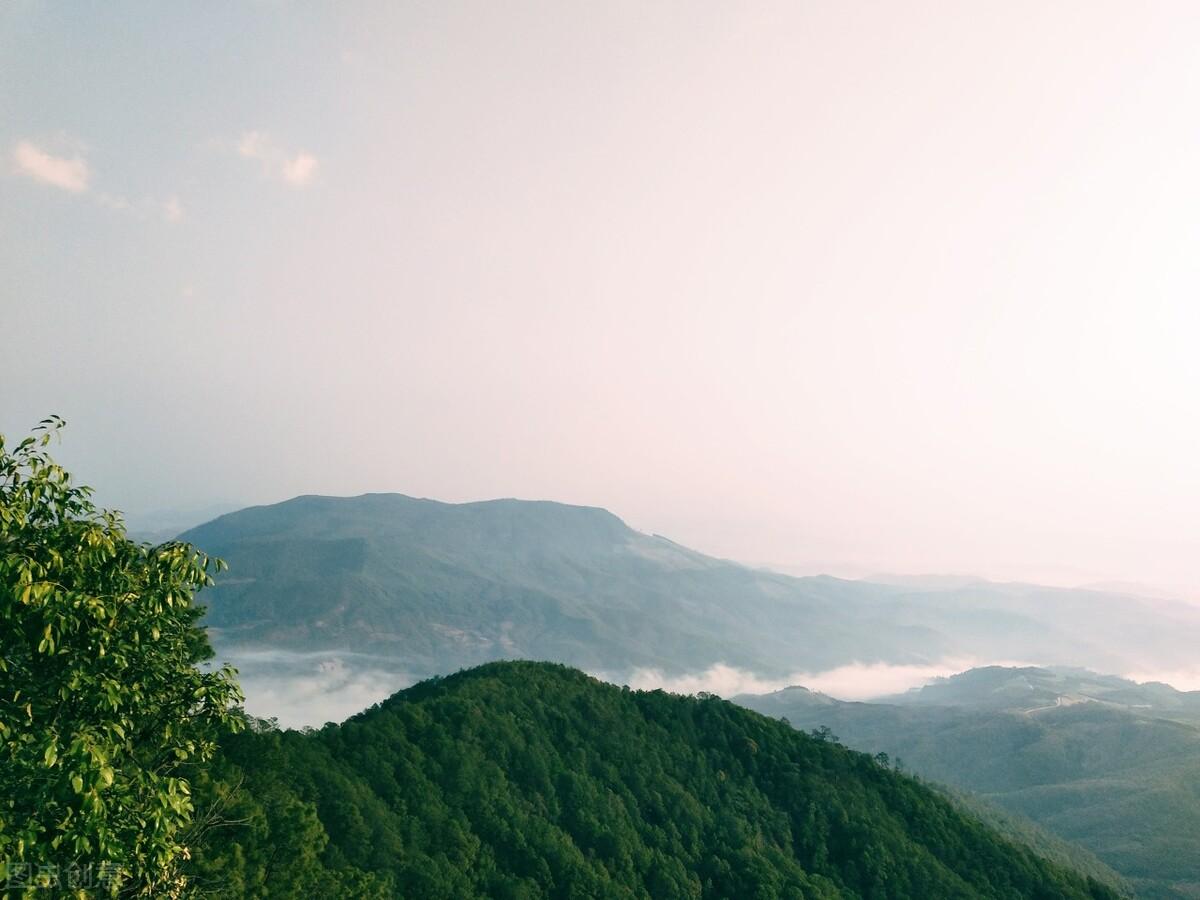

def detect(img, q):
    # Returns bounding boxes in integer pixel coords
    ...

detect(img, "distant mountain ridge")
[737,666,1200,898]
[880,665,1200,723]
[182,493,1200,682]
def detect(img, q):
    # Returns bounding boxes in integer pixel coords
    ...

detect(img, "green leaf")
[0,419,243,892]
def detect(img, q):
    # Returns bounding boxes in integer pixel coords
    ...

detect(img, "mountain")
[182,494,1200,684]
[188,661,1121,899]
[736,667,1200,898]
[881,666,1200,724]
[932,786,1130,895]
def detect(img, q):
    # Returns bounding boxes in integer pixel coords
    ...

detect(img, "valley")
[177,494,1200,897]
[187,493,1200,693]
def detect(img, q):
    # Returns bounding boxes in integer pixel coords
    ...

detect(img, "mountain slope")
[182,494,1200,682]
[736,667,1200,898]
[189,661,1121,899]
[880,665,1200,725]
[931,786,1130,896]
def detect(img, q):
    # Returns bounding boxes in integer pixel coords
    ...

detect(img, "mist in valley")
[222,643,1200,730]
[222,647,996,729]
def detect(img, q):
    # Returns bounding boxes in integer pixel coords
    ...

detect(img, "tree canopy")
[0,418,242,897]
[191,661,1122,899]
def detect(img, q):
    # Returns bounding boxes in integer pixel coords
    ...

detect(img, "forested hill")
[183,493,1200,680]
[737,668,1200,898]
[878,665,1200,723]
[189,662,1121,899]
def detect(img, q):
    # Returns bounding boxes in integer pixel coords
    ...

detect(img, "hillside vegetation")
[189,661,1121,899]
[738,667,1200,898]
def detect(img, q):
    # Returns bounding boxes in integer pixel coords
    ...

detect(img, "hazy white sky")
[4,2,1200,592]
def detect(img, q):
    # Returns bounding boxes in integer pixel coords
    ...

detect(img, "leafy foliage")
[192,662,1120,899]
[0,419,243,896]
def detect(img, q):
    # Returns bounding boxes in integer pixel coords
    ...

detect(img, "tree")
[0,418,243,897]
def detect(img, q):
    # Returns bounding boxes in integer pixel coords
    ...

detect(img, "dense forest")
[0,427,1145,898]
[187,661,1121,899]
[738,670,1200,898]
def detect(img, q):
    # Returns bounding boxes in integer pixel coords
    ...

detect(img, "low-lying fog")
[213,648,415,729]
[212,647,1200,730]
[613,661,1030,700]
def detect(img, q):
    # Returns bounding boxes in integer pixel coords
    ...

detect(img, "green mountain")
[930,786,1130,895]
[181,494,1200,682]
[737,667,1200,899]
[188,661,1121,899]
[880,665,1200,724]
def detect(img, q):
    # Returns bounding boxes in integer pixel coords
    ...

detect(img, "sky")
[4,1,1200,594]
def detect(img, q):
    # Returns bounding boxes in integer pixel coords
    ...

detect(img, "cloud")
[280,152,318,185]
[12,137,183,223]
[236,131,267,159]
[12,140,89,192]
[235,130,318,186]
[784,661,996,700]
[94,190,185,223]
[612,658,1037,701]
[211,647,411,728]
[615,664,801,698]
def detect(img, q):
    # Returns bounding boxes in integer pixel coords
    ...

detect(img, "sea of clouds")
[609,659,1029,700]
[217,648,1200,731]
[213,648,414,729]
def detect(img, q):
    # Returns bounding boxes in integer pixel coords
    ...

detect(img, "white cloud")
[281,152,318,185]
[12,140,89,192]
[615,664,798,698]
[784,661,992,700]
[211,648,412,728]
[94,189,186,223]
[235,130,318,186]
[612,658,1038,701]
[11,137,182,223]
[236,130,269,160]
